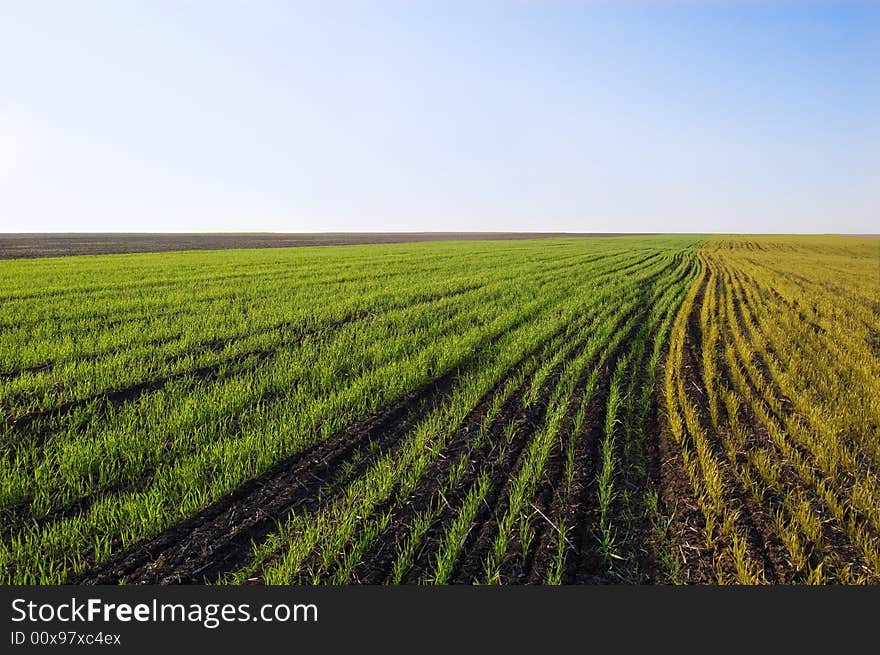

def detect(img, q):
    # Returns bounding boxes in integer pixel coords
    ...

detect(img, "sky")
[0,1,877,234]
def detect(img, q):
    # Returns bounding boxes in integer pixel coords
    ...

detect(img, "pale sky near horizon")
[0,1,877,234]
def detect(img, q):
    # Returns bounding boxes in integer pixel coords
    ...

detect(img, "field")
[0,235,876,585]
[0,232,622,259]
[664,236,880,583]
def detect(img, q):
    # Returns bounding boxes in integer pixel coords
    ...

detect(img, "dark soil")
[0,233,651,260]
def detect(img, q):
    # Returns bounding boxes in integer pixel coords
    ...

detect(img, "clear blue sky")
[1,1,877,233]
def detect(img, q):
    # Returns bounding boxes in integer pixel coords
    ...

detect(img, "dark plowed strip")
[570,356,628,583]
[0,301,191,334]
[656,401,712,584]
[617,365,674,582]
[0,362,53,382]
[641,377,675,582]
[533,352,635,585]
[1,318,285,386]
[6,348,273,434]
[74,368,460,585]
[0,231,610,260]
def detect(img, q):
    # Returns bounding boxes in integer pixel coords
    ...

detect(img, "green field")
[2,235,877,585]
[1,237,700,583]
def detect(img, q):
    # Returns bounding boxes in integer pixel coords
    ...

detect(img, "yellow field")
[664,236,880,583]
